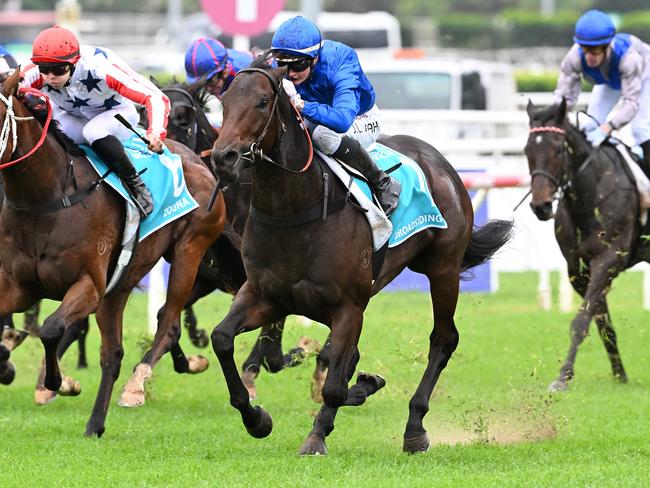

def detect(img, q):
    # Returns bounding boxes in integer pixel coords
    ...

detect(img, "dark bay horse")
[525,99,648,392]
[0,69,226,436]
[159,80,311,398]
[208,60,514,455]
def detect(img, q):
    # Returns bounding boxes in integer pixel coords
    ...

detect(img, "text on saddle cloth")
[320,142,447,251]
[80,132,199,241]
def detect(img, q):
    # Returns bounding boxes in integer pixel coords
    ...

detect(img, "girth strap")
[4,170,111,215]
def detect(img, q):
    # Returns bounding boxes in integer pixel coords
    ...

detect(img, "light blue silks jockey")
[81,132,199,241]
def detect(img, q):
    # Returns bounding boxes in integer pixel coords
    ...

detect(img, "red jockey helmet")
[31,26,81,65]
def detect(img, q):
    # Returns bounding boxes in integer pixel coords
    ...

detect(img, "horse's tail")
[461,219,514,277]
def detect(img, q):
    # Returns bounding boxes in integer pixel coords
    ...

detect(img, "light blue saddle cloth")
[356,142,447,247]
[81,133,199,241]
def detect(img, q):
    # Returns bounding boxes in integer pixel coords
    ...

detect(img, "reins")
[0,88,52,169]
[233,67,313,174]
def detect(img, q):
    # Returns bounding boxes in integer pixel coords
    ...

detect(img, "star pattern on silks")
[65,96,91,108]
[100,95,121,110]
[80,71,102,92]
[94,47,108,59]
[44,85,61,94]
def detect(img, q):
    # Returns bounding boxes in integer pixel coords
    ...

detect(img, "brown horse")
[207,59,513,455]
[0,69,225,436]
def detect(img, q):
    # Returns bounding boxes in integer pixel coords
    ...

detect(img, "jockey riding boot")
[641,140,650,180]
[332,136,401,216]
[91,135,154,218]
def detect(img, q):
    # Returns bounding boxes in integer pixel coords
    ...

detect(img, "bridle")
[232,67,313,174]
[0,89,51,169]
[163,86,199,149]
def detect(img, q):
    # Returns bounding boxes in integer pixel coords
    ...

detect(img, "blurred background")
[1,0,646,300]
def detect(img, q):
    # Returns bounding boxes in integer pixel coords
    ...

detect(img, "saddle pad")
[367,143,448,247]
[81,133,199,241]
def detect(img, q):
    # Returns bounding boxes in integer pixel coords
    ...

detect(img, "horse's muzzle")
[210,147,241,183]
[530,201,554,221]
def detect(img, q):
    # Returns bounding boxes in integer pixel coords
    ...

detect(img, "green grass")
[3,272,650,487]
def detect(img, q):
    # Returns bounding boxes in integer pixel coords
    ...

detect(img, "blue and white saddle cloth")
[318,142,447,251]
[81,133,199,241]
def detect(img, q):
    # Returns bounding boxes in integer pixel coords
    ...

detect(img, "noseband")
[233,68,313,173]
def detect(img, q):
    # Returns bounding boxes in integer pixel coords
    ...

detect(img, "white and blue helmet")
[271,15,322,61]
[574,9,615,46]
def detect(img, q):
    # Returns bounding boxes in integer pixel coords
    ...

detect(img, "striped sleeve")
[104,62,170,139]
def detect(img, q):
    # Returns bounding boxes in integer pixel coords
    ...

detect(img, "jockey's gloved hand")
[147,133,164,154]
[586,126,609,147]
[282,78,303,110]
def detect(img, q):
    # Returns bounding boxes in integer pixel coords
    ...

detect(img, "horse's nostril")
[223,150,239,166]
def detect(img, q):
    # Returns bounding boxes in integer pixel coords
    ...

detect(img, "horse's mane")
[19,93,85,157]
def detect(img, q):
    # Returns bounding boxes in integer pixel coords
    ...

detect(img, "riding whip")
[114,114,164,154]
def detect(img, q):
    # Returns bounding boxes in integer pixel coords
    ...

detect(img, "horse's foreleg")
[34,317,91,405]
[299,304,364,456]
[0,272,38,385]
[40,275,100,393]
[211,282,284,438]
[594,300,627,383]
[403,265,460,454]
[551,254,622,392]
[85,292,128,437]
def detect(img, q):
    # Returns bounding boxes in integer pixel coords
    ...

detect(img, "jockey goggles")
[37,63,71,76]
[275,56,312,72]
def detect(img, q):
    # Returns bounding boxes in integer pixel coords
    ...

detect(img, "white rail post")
[147,259,167,336]
[558,267,573,313]
[537,269,551,311]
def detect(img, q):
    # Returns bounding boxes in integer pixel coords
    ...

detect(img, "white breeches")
[588,79,650,144]
[306,105,381,154]
[54,105,139,145]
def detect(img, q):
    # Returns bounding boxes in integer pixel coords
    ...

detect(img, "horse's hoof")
[298,434,328,456]
[246,406,273,439]
[1,328,28,350]
[58,376,81,396]
[118,388,145,408]
[403,432,430,454]
[187,355,209,374]
[548,379,568,392]
[0,360,16,385]
[191,330,210,349]
[616,373,629,384]
[84,423,105,438]
[34,387,57,405]
[241,370,258,401]
[357,371,386,391]
[0,344,9,362]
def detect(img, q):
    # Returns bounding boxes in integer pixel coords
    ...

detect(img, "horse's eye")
[259,98,270,108]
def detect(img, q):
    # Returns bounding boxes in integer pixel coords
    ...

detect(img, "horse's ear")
[526,99,535,119]
[149,75,161,88]
[1,68,20,98]
[556,97,567,122]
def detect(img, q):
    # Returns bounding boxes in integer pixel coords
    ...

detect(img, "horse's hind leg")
[403,266,460,454]
[594,300,627,382]
[85,292,128,437]
[119,242,211,407]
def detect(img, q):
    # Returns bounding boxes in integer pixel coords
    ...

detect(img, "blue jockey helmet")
[574,9,615,46]
[185,38,229,84]
[0,45,17,71]
[271,15,322,61]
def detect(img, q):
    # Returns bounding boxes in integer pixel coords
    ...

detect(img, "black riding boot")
[91,135,154,218]
[641,140,650,180]
[332,136,401,216]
